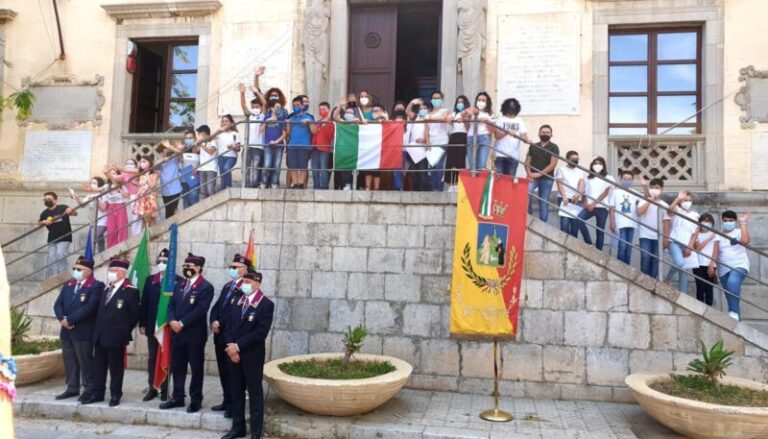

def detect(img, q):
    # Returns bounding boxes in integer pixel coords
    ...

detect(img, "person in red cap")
[52,255,104,402]
[221,269,274,439]
[160,253,214,413]
[84,257,140,407]
[209,253,251,418]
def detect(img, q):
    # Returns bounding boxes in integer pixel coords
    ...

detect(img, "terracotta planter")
[626,373,768,439]
[14,338,64,386]
[264,353,413,416]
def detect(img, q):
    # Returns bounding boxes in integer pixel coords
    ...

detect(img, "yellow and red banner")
[450,171,529,340]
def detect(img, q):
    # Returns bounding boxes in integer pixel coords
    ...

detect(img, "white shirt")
[718,229,750,276]
[106,278,125,302]
[407,121,426,145]
[493,115,527,160]
[611,189,642,229]
[198,140,219,172]
[451,112,466,134]
[669,207,700,245]
[247,112,265,149]
[467,111,491,136]
[555,165,585,218]
[217,131,240,158]
[637,198,670,240]
[426,109,450,146]
[84,192,107,227]
[696,231,718,266]
[585,175,615,207]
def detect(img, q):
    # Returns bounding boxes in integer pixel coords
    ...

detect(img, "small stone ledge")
[101,1,222,20]
[0,8,17,24]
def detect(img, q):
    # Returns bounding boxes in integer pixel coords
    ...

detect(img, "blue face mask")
[621,180,632,189]
[456,103,465,112]
[241,283,253,295]
[303,103,309,111]
[184,138,194,147]
[228,268,239,279]
[344,113,355,121]
[431,98,442,108]
[293,106,302,113]
[723,222,737,232]
[72,269,83,281]
[418,108,429,118]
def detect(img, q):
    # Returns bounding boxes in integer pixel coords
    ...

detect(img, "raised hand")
[255,66,265,76]
[238,83,246,93]
[740,212,751,224]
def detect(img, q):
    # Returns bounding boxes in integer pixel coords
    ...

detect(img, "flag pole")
[479,340,512,422]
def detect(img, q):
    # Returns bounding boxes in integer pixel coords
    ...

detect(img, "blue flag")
[161,224,178,294]
[84,227,93,260]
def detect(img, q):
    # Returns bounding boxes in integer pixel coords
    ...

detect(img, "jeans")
[409,158,430,191]
[575,207,608,250]
[495,157,519,176]
[466,134,491,171]
[245,148,263,188]
[639,238,660,278]
[47,241,70,277]
[665,241,689,293]
[262,146,284,188]
[693,266,715,306]
[181,182,199,208]
[528,178,553,222]
[428,150,446,191]
[394,151,409,190]
[720,268,748,315]
[162,193,180,219]
[198,171,217,199]
[311,150,331,189]
[94,225,106,253]
[616,227,635,265]
[218,156,237,190]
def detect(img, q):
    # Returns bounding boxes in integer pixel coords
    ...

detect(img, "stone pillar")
[440,0,458,101]
[327,0,349,104]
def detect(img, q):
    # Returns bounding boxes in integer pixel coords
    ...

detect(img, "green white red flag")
[153,223,178,390]
[334,122,403,170]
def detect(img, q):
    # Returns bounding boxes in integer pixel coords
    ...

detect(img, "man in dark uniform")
[83,257,140,407]
[139,248,179,401]
[209,254,251,418]
[52,255,103,402]
[221,269,274,439]
[159,253,214,413]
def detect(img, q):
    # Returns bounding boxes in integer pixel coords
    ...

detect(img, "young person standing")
[491,98,530,177]
[309,102,334,190]
[525,125,559,223]
[286,96,315,189]
[239,81,266,188]
[609,170,642,265]
[555,151,585,236]
[39,191,77,277]
[718,211,751,320]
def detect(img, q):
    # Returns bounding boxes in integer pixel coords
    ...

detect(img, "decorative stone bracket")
[18,74,105,130]
[734,65,768,129]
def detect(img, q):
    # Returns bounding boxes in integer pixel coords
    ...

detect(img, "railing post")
[242,119,250,190]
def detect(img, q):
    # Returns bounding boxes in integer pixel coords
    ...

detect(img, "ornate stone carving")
[19,74,105,130]
[303,0,331,102]
[457,0,487,98]
[734,65,768,129]
[0,8,17,25]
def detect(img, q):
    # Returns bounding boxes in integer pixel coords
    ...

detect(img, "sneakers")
[728,311,740,321]
[343,184,352,191]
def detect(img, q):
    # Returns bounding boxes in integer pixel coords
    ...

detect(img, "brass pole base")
[479,408,513,422]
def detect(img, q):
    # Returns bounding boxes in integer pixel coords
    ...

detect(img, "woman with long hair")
[462,91,493,171]
[217,114,241,190]
[445,95,471,191]
[576,156,614,250]
[133,155,160,228]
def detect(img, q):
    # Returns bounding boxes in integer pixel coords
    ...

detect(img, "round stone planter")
[626,373,768,439]
[14,338,64,386]
[263,353,413,416]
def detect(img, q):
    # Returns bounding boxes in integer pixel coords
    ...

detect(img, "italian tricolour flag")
[334,122,404,170]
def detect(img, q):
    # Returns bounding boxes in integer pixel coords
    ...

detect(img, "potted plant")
[11,309,64,386]
[626,339,768,439]
[263,325,413,416]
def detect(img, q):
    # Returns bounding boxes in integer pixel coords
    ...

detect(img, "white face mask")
[107,271,118,283]
[591,164,603,174]
[359,97,370,106]
[681,201,693,210]
[252,108,262,116]
[156,262,167,273]
[648,188,661,198]
[476,101,487,111]
[701,222,713,230]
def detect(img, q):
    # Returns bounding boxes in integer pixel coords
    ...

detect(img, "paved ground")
[13,370,683,438]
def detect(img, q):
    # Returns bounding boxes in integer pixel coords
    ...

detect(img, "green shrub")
[278,358,394,380]
[687,339,734,388]
[341,324,367,366]
[11,308,32,348]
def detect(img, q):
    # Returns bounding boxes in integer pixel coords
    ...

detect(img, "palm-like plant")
[687,339,734,388]
[341,324,367,367]
[11,308,33,348]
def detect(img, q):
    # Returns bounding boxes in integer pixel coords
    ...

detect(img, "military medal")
[116,299,124,309]
[190,296,196,305]
[248,313,255,322]
[230,297,236,304]
[79,294,86,303]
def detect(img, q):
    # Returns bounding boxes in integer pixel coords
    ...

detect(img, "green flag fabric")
[128,228,151,299]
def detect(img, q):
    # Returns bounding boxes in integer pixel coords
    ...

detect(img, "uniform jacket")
[53,276,105,341]
[139,272,183,337]
[223,291,274,359]
[167,275,214,343]
[209,278,243,345]
[93,279,141,348]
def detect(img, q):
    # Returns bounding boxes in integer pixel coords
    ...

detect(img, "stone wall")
[15,189,768,403]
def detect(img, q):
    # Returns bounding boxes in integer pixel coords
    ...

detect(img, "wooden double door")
[348,7,398,111]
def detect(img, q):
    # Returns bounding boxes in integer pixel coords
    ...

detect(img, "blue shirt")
[288,112,315,150]
[264,108,288,145]
[159,160,183,196]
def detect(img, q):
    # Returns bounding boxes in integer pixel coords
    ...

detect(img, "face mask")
[303,104,310,111]
[418,109,429,118]
[184,138,194,147]
[241,283,253,295]
[125,163,137,170]
[681,201,693,210]
[648,188,661,198]
[269,95,279,102]
[293,105,302,113]
[252,108,262,116]
[107,271,118,283]
[723,222,737,232]
[372,111,381,119]
[591,164,603,174]
[344,113,355,121]
[621,180,632,189]
[540,135,551,143]
[567,159,578,168]
[156,262,167,273]
[44,200,54,208]
[183,267,196,279]
[348,101,357,108]
[72,269,84,281]
[319,108,329,118]
[701,222,713,230]
[456,103,465,112]
[431,98,442,108]
[476,101,487,111]
[140,162,150,170]
[360,97,370,106]
[229,268,239,279]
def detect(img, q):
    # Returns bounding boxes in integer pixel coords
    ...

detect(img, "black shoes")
[142,389,159,402]
[55,390,79,400]
[160,390,169,401]
[224,410,232,419]
[211,403,227,411]
[109,397,121,407]
[186,402,202,413]
[159,399,185,410]
[221,430,246,439]
[80,395,104,405]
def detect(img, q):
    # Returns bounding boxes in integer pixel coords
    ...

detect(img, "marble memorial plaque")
[22,131,93,182]
[497,12,581,115]
[752,131,768,190]
[21,75,105,129]
[217,21,294,117]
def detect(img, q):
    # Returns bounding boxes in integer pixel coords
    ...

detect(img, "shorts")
[286,149,310,170]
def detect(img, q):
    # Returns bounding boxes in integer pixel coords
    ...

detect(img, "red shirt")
[312,122,335,153]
